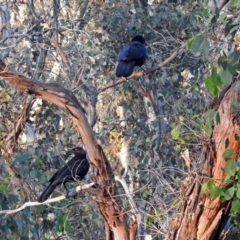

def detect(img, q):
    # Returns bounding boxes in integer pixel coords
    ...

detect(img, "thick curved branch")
[0,62,129,239]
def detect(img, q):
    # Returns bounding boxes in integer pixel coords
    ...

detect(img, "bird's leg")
[68,191,78,199]
[63,182,70,198]
[64,182,77,199]
[140,66,147,74]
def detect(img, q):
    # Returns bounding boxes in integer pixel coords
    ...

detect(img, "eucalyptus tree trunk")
[168,80,240,240]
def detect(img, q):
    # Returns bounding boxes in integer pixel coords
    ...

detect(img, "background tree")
[0,0,240,239]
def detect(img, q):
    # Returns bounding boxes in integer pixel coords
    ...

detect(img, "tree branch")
[115,176,140,239]
[1,96,38,200]
[0,61,129,239]
[99,49,180,93]
[0,183,96,217]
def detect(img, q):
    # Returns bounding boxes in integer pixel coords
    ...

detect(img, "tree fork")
[0,61,131,240]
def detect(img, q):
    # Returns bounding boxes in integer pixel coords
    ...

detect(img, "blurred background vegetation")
[0,0,239,239]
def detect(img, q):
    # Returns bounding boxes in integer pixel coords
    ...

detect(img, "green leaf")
[15,218,23,230]
[204,122,212,137]
[211,68,222,86]
[224,159,237,177]
[219,68,232,86]
[190,35,210,56]
[224,186,235,200]
[224,20,234,36]
[237,171,240,182]
[186,38,193,49]
[0,183,7,193]
[204,109,216,122]
[204,109,220,135]
[210,186,224,199]
[56,214,72,233]
[231,199,240,213]
[236,189,240,199]
[201,179,214,192]
[219,13,227,22]
[13,153,31,164]
[30,170,36,178]
[218,52,238,78]
[228,52,240,65]
[147,215,154,225]
[230,0,240,8]
[201,9,209,17]
[226,22,239,38]
[171,125,180,140]
[214,7,220,18]
[179,116,184,122]
[8,194,19,204]
[172,198,181,207]
[211,15,217,24]
[223,149,234,159]
[205,76,212,89]
[205,66,222,94]
[205,77,219,96]
[236,159,240,168]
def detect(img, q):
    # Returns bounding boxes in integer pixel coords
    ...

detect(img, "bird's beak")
[72,147,80,152]
[67,147,86,155]
[66,148,76,154]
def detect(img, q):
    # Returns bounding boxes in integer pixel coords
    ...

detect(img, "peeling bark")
[168,80,240,240]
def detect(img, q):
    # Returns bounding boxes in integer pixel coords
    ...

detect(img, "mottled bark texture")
[168,80,240,240]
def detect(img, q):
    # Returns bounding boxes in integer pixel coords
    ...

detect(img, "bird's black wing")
[118,41,147,62]
[46,155,89,187]
[116,41,147,77]
[72,157,90,180]
[38,152,89,202]
[38,168,65,202]
[116,60,135,77]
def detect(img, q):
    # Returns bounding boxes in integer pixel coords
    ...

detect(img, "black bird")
[116,35,147,78]
[38,147,90,202]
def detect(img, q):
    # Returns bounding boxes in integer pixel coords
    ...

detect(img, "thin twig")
[0,183,95,217]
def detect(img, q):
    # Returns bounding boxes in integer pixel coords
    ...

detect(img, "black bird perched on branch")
[116,35,147,78]
[38,147,90,202]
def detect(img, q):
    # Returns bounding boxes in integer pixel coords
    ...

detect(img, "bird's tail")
[116,61,135,77]
[38,183,55,202]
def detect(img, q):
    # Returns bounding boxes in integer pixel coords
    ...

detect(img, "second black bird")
[116,35,147,78]
[38,147,90,202]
